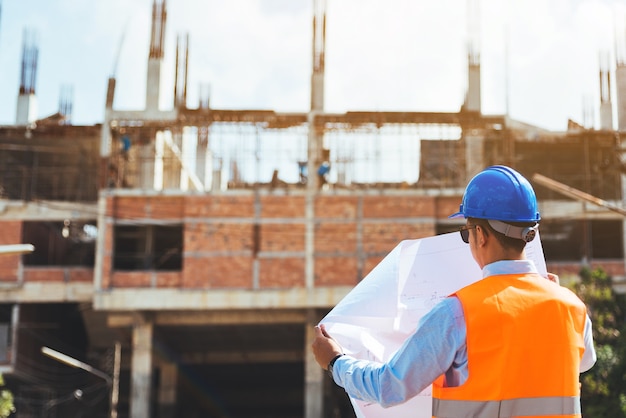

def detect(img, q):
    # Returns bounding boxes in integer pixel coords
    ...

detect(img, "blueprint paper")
[320,231,547,418]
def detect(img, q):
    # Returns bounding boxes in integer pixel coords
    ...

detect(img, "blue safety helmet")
[449,165,540,223]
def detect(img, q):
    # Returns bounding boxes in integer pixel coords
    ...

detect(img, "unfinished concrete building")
[0,0,624,417]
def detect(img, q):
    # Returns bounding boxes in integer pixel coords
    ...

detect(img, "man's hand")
[546,272,560,285]
[311,324,344,370]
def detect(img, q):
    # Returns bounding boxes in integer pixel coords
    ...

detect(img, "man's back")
[433,272,587,417]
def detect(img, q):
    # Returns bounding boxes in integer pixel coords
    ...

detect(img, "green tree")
[569,267,626,417]
[0,375,14,418]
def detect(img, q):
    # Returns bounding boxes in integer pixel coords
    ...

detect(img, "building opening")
[113,224,183,271]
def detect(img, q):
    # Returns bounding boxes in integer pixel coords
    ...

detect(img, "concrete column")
[306,113,321,290]
[465,62,481,113]
[616,64,626,131]
[162,129,183,189]
[196,126,210,191]
[100,107,113,188]
[600,102,613,131]
[16,93,38,125]
[130,320,153,418]
[464,130,484,183]
[304,310,324,418]
[179,127,194,191]
[139,138,156,190]
[157,361,178,418]
[146,58,161,113]
[93,194,107,291]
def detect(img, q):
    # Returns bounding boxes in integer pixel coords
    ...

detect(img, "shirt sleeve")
[331,297,466,408]
[580,314,596,373]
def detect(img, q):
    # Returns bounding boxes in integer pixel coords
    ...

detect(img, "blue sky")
[0,0,622,131]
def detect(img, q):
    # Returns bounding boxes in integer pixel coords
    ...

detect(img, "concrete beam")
[533,173,626,216]
[539,200,623,220]
[304,309,324,418]
[181,349,302,364]
[95,287,352,311]
[108,309,309,327]
[0,200,97,221]
[130,320,153,418]
[0,282,92,302]
[108,109,177,123]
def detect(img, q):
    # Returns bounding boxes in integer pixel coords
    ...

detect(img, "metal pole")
[41,346,112,384]
[0,244,34,255]
[41,346,114,416]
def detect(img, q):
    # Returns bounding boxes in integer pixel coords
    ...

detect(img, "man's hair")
[468,217,536,253]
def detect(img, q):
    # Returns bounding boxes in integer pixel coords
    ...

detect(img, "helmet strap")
[487,220,538,243]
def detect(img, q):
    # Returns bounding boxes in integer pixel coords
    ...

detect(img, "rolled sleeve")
[331,297,466,407]
[580,314,596,373]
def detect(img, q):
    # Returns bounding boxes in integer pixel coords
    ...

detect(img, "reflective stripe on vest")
[432,395,581,417]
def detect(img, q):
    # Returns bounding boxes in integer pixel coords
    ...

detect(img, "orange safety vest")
[432,273,587,418]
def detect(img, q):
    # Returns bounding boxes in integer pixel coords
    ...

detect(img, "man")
[312,165,596,417]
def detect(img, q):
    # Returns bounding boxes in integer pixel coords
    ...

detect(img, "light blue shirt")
[331,259,597,408]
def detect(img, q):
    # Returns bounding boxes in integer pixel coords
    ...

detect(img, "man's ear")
[475,225,487,247]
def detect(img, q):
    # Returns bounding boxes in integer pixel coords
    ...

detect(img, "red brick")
[182,257,210,288]
[314,196,358,219]
[183,256,253,289]
[104,224,113,250]
[364,256,385,277]
[260,224,305,252]
[363,196,436,218]
[0,221,21,244]
[23,268,65,282]
[107,196,145,218]
[99,194,455,292]
[259,258,305,288]
[315,257,359,286]
[185,195,255,218]
[111,272,152,288]
[362,223,433,253]
[206,256,253,289]
[260,196,305,218]
[149,196,183,219]
[0,255,19,282]
[436,196,463,219]
[156,272,183,287]
[186,223,253,252]
[101,255,112,289]
[0,221,22,282]
[68,269,93,283]
[107,196,183,219]
[315,223,357,253]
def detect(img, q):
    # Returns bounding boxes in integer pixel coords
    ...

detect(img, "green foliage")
[570,267,626,417]
[0,375,14,418]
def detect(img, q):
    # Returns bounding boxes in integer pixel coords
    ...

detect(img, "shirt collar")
[482,259,538,278]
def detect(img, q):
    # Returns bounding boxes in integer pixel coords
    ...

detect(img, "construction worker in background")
[317,161,330,187]
[312,165,596,417]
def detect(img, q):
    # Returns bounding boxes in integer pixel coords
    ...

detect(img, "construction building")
[0,0,624,417]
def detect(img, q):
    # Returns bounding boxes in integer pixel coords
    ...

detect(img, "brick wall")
[22,267,94,283]
[5,193,624,292]
[0,220,96,284]
[101,193,450,290]
[0,221,24,282]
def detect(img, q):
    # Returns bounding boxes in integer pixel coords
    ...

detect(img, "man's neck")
[479,247,524,269]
